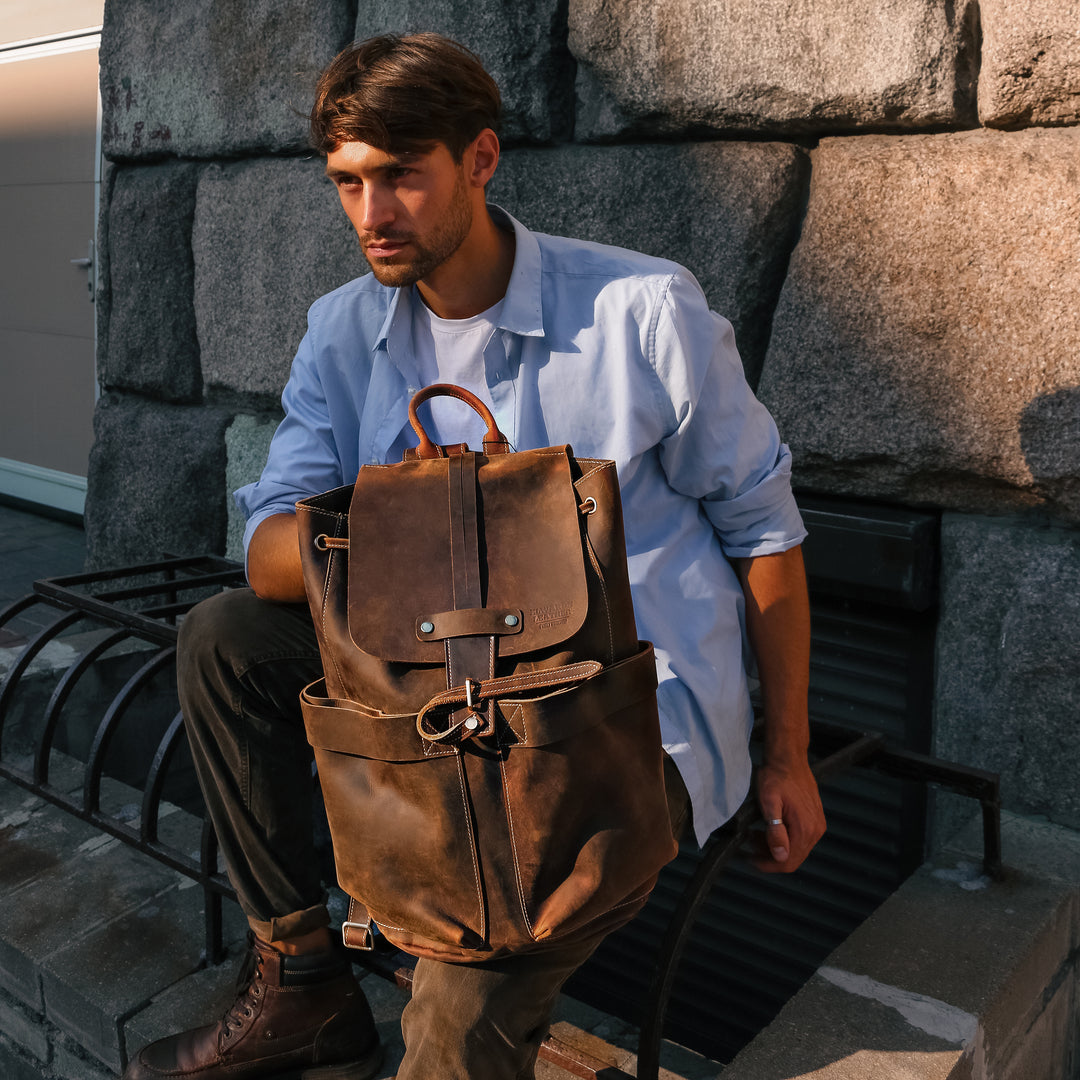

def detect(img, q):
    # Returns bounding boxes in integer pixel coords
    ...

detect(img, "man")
[123,32,825,1080]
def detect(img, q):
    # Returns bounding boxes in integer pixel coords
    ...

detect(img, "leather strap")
[342,895,374,950]
[302,643,658,760]
[416,607,523,641]
[448,452,482,611]
[409,384,510,459]
[416,660,604,741]
[445,452,497,735]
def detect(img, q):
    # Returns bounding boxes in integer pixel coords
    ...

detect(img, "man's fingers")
[765,817,789,861]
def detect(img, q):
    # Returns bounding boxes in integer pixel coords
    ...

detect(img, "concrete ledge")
[6,749,1076,1080]
[0,767,712,1078]
[722,812,1080,1079]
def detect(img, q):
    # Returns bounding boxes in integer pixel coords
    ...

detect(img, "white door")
[0,2,105,515]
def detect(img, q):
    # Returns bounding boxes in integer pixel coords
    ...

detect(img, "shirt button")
[493,372,503,383]
[407,386,417,395]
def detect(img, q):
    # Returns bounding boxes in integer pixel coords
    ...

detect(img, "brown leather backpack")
[296,385,677,962]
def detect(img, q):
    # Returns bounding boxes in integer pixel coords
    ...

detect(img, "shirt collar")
[488,205,545,338]
[372,203,545,355]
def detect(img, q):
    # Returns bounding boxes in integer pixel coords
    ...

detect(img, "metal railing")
[0,555,246,961]
[0,557,1001,1079]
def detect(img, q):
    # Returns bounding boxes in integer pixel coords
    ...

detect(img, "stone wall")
[90,0,1080,836]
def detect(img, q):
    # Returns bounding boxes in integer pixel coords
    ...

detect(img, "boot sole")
[297,1040,385,1080]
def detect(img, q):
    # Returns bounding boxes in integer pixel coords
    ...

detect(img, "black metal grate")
[567,495,944,1064]
[0,544,1000,1080]
[0,555,247,960]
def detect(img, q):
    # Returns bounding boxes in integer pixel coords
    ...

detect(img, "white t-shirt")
[388,289,505,458]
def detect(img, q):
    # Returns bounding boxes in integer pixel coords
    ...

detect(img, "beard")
[362,169,473,288]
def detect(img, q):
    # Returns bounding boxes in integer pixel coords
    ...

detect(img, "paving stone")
[827,866,1072,1052]
[356,0,575,145]
[723,975,965,1079]
[758,128,1080,520]
[0,989,50,1065]
[50,1036,118,1080]
[42,873,239,1072]
[569,0,979,140]
[193,159,361,404]
[0,792,107,1011]
[0,790,101,901]
[990,963,1078,1080]
[489,141,808,387]
[950,811,1080,890]
[724,822,1080,1079]
[0,814,182,1010]
[119,931,247,1064]
[979,0,1080,128]
[98,163,201,404]
[100,0,353,159]
[0,1033,51,1080]
[934,515,1080,831]
[84,394,232,569]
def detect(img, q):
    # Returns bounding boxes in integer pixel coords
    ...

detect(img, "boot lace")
[220,941,266,1045]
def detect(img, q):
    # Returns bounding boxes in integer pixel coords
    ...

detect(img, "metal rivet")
[420,621,434,634]
[464,716,479,731]
[504,614,519,627]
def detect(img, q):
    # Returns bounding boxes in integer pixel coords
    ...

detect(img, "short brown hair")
[310,33,502,160]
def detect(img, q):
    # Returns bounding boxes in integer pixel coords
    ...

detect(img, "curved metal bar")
[635,728,890,1076]
[84,645,176,814]
[0,593,43,634]
[35,627,131,785]
[635,814,752,1080]
[141,710,186,844]
[0,608,82,757]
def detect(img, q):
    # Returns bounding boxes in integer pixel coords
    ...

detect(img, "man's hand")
[753,756,825,873]
[733,546,826,874]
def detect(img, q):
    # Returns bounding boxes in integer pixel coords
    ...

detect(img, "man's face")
[325,140,473,288]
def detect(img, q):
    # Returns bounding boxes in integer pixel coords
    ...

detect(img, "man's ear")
[467,129,500,188]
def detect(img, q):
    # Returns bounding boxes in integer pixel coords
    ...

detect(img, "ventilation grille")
[567,497,938,1062]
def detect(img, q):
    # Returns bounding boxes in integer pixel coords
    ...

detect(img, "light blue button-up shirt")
[236,207,806,845]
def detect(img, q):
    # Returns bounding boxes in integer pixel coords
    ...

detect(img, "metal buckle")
[342,920,374,951]
[461,679,489,736]
[465,678,481,710]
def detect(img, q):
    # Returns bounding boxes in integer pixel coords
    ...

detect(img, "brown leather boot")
[122,936,382,1080]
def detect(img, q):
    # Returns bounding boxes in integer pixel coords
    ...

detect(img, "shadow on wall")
[758,130,1080,524]
[1019,385,1080,520]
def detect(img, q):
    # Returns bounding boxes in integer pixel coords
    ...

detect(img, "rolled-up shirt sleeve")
[651,270,806,558]
[234,323,346,570]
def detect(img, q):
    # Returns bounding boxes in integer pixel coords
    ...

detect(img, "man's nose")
[359,185,395,233]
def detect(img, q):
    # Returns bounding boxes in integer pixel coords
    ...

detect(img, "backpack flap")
[346,445,589,664]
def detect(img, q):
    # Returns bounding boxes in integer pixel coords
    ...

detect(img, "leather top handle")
[408,384,510,459]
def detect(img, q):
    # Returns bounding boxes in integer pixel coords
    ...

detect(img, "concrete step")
[722,811,1080,1080]
[0,769,719,1079]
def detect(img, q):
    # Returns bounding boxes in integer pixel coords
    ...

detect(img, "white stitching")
[456,753,486,940]
[500,755,534,936]
[575,460,615,485]
[320,521,346,693]
[506,703,527,745]
[369,917,410,933]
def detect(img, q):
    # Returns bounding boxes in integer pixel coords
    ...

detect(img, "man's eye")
[387,167,412,180]
[336,176,361,189]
